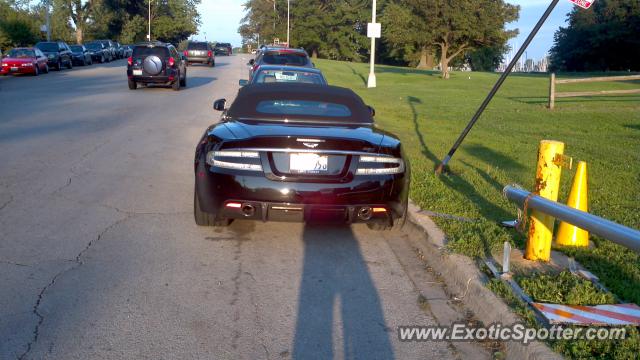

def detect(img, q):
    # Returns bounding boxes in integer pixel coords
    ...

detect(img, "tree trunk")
[312,49,318,59]
[439,44,450,79]
[416,47,434,69]
[75,26,83,44]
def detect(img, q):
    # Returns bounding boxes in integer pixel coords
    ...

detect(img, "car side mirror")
[238,79,248,86]
[367,105,375,117]
[213,99,227,111]
[247,59,255,66]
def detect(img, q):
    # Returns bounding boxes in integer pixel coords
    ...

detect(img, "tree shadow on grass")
[508,96,640,105]
[624,123,640,131]
[346,64,366,86]
[376,66,440,77]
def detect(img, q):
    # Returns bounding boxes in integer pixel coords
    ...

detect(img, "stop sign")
[568,0,594,9]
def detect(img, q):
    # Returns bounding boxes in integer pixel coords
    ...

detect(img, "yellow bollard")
[525,140,565,261]
[556,161,589,247]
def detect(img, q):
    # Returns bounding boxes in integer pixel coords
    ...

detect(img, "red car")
[1,47,49,76]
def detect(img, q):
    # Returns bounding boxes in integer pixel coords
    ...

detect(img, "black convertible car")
[193,83,410,230]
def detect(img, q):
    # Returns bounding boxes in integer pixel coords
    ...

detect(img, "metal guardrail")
[503,185,640,253]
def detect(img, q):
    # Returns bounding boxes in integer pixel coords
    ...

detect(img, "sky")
[196,0,575,59]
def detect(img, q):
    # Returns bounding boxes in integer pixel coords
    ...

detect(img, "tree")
[549,0,640,72]
[383,0,518,78]
[0,1,39,49]
[381,1,436,69]
[466,43,510,72]
[55,0,94,43]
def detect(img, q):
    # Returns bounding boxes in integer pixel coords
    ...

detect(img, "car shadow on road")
[186,76,217,89]
[292,224,394,359]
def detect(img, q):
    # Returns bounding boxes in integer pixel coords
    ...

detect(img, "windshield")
[256,100,351,117]
[254,70,325,85]
[85,43,101,50]
[70,46,83,52]
[132,46,169,58]
[262,51,309,66]
[7,49,35,58]
[37,43,58,52]
[188,42,208,50]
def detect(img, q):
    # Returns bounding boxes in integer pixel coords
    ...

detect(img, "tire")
[128,79,137,90]
[366,203,408,231]
[194,189,232,227]
[56,60,62,71]
[82,59,86,66]
[67,60,73,69]
[43,64,49,73]
[172,72,180,91]
[180,70,186,87]
[212,60,215,67]
[209,59,214,67]
[100,56,104,63]
[33,65,39,76]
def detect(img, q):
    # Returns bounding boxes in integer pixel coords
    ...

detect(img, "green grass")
[316,59,640,359]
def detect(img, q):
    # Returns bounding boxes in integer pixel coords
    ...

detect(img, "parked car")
[69,44,93,66]
[35,41,73,70]
[214,42,232,56]
[126,41,187,91]
[1,47,49,76]
[84,42,109,63]
[248,47,312,80]
[114,42,122,59]
[122,45,133,58]
[98,40,116,60]
[184,41,215,67]
[193,83,410,229]
[240,65,327,86]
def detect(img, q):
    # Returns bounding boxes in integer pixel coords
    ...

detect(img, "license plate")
[290,153,328,173]
[10,67,18,72]
[133,69,142,75]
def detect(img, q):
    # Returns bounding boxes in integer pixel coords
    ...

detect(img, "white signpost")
[367,0,380,88]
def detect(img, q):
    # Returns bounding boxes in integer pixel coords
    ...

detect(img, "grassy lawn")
[315,59,640,358]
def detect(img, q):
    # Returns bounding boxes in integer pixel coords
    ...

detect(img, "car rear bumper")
[187,56,211,63]
[195,165,409,224]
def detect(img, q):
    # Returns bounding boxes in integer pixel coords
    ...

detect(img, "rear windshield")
[256,100,351,117]
[188,42,208,50]
[36,43,58,52]
[254,70,325,85]
[70,46,83,52]
[262,51,309,66]
[132,46,169,58]
[7,49,35,58]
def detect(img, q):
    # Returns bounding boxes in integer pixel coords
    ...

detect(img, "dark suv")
[35,41,73,70]
[248,47,312,80]
[184,41,215,66]
[126,42,187,91]
[214,42,232,56]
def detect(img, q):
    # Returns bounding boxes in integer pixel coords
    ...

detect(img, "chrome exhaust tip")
[241,203,255,217]
[358,207,372,221]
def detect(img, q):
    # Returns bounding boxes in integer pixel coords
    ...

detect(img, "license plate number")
[133,69,142,75]
[290,153,328,173]
[10,67,18,72]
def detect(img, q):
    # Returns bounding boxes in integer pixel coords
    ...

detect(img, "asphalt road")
[0,56,489,359]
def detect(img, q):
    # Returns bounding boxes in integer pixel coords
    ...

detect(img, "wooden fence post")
[548,73,556,110]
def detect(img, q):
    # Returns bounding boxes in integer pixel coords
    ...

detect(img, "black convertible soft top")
[227,83,373,123]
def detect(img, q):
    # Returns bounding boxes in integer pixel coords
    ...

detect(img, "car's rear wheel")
[172,73,180,91]
[209,59,214,67]
[180,71,186,87]
[128,79,137,90]
[43,64,49,73]
[194,190,232,227]
[33,65,39,76]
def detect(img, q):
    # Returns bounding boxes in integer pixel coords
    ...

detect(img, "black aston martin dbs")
[193,83,410,230]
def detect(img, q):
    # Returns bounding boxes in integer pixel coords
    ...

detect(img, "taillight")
[208,50,212,57]
[183,50,188,56]
[356,156,405,175]
[206,151,262,172]
[168,57,175,67]
[127,56,132,66]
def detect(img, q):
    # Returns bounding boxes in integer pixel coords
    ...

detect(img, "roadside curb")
[407,200,563,360]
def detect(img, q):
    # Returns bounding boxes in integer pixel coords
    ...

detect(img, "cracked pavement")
[0,56,489,359]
